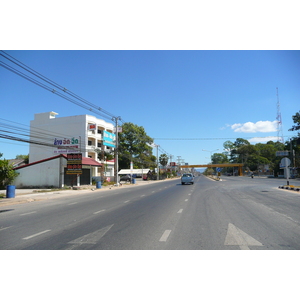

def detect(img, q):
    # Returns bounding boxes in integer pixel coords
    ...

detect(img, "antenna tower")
[276,87,284,143]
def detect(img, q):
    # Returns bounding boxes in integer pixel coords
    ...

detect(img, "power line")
[0,50,121,122]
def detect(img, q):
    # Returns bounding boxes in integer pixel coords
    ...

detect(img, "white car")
[181,173,194,185]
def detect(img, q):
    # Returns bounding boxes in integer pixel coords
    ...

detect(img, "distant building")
[29,111,115,178]
[8,159,26,168]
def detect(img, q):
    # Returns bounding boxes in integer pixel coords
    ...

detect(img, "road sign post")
[280,157,291,185]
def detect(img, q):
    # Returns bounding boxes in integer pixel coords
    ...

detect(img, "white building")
[29,111,115,178]
[13,154,102,188]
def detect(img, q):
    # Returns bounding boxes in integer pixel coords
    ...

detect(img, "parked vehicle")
[120,175,131,182]
[181,173,194,185]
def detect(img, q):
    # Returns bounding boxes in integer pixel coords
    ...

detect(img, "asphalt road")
[1,176,300,250]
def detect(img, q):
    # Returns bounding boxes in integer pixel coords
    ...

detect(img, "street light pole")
[202,149,219,163]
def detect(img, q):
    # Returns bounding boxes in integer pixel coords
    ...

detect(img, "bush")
[0,159,19,189]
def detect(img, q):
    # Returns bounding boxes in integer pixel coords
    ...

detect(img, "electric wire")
[0,50,115,118]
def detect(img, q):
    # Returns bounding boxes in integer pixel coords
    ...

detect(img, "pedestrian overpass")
[180,163,244,176]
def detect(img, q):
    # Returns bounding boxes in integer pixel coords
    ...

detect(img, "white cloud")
[248,136,278,143]
[220,124,231,130]
[231,121,277,133]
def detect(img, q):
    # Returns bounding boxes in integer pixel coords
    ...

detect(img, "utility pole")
[113,116,121,185]
[177,156,181,174]
[156,144,159,180]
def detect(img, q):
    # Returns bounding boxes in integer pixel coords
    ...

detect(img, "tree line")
[211,111,300,176]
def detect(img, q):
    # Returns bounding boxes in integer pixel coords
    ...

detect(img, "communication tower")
[276,87,284,143]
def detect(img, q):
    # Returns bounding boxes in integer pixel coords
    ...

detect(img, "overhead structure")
[180,163,244,176]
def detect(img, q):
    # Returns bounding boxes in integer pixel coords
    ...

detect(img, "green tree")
[0,154,19,189]
[159,154,168,167]
[118,122,156,169]
[289,111,300,133]
[211,153,229,164]
[15,154,29,164]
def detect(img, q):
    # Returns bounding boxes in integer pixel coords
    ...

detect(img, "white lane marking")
[68,202,78,206]
[159,230,171,242]
[188,193,191,196]
[185,199,188,202]
[93,209,106,214]
[224,223,263,250]
[0,226,12,231]
[124,200,130,203]
[20,211,37,216]
[68,224,114,245]
[141,195,145,197]
[23,230,51,240]
[177,209,183,213]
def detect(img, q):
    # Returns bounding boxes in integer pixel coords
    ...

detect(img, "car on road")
[181,173,194,185]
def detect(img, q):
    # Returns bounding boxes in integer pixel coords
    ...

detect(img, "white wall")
[29,112,114,163]
[13,158,62,188]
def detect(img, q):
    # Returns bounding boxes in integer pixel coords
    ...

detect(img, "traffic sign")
[280,157,291,168]
[276,151,289,156]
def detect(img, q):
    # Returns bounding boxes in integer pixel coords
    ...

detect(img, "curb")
[278,185,300,192]
[0,178,179,207]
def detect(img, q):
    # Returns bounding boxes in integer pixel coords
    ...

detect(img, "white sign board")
[280,157,291,168]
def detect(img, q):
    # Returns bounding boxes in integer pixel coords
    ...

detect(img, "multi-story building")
[29,111,115,178]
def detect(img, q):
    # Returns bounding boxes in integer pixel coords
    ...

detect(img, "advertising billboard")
[66,153,82,175]
[103,130,116,148]
[53,137,80,154]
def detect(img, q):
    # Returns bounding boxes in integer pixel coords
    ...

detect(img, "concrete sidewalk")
[0,178,178,207]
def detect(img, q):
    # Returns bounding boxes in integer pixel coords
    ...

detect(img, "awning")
[118,169,150,175]
[81,157,102,167]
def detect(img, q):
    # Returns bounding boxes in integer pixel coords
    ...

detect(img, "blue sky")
[1,50,300,165]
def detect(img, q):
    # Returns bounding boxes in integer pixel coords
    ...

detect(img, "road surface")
[1,176,300,250]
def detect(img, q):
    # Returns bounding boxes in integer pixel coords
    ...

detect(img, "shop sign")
[53,137,80,154]
[66,153,82,175]
[103,130,116,148]
[88,124,97,131]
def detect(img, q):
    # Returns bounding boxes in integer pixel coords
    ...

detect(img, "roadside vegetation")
[0,153,19,189]
[206,110,300,177]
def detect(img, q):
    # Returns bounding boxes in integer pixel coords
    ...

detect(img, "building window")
[88,140,92,146]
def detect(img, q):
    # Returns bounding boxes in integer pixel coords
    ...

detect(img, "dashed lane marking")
[93,209,106,214]
[0,226,12,231]
[177,209,183,213]
[159,230,171,242]
[20,211,37,216]
[185,199,188,202]
[23,230,51,240]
